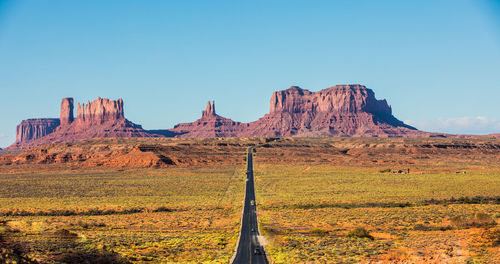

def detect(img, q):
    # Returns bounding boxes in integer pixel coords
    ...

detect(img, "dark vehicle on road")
[254,246,263,255]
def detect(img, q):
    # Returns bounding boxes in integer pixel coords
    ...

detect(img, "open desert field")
[0,138,263,263]
[1,136,499,263]
[253,137,500,263]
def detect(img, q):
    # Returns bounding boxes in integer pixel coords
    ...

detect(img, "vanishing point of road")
[232,146,268,264]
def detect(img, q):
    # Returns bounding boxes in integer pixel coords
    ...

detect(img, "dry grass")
[254,137,500,263]
[0,166,246,263]
[1,136,499,263]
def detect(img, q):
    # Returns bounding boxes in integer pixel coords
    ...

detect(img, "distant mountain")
[166,84,426,138]
[9,97,160,149]
[8,84,435,149]
[168,101,247,137]
[243,84,422,137]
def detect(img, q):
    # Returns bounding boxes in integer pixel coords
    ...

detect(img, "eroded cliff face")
[60,98,74,126]
[15,119,60,142]
[8,84,430,150]
[166,84,423,138]
[244,84,418,137]
[10,97,156,149]
[76,97,124,124]
[170,101,247,137]
[270,85,392,115]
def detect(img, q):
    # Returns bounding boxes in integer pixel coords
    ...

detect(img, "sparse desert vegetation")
[254,137,500,263]
[0,137,270,263]
[0,166,246,263]
[1,136,499,263]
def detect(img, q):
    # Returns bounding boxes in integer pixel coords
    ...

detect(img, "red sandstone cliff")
[60,97,74,126]
[169,101,247,137]
[8,84,436,150]
[168,85,426,138]
[15,119,60,142]
[241,84,423,137]
[9,97,158,149]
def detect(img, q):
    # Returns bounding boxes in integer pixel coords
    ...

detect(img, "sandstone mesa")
[8,84,444,149]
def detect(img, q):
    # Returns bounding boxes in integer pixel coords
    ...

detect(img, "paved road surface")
[232,147,268,264]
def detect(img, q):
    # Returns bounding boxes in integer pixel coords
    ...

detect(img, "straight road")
[232,147,268,264]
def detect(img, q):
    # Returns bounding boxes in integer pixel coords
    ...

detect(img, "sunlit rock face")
[10,97,157,149]
[16,119,60,142]
[170,84,424,138]
[9,84,428,150]
[241,84,421,137]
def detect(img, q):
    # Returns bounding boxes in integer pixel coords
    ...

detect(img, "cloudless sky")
[1,0,499,147]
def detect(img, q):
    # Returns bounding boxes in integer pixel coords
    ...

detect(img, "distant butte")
[166,84,426,138]
[168,100,246,138]
[9,97,159,149]
[8,84,438,149]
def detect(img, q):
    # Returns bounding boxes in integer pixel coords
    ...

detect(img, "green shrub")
[347,227,374,240]
[54,229,78,238]
[308,228,328,235]
[450,213,496,228]
[413,224,452,231]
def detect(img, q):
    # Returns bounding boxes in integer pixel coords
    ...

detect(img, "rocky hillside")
[8,84,439,149]
[9,97,160,149]
[168,84,427,138]
[242,85,423,137]
[15,118,60,142]
[169,101,248,137]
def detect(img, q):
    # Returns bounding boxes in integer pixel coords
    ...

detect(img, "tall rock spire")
[60,97,74,126]
[202,101,216,117]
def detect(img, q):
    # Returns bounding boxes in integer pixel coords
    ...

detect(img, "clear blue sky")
[1,0,499,147]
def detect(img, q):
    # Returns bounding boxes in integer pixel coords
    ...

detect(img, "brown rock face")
[8,84,432,150]
[76,97,124,124]
[170,101,246,137]
[202,101,216,117]
[15,119,60,142]
[60,97,74,126]
[169,84,426,138]
[10,97,159,149]
[243,84,419,137]
[270,85,392,115]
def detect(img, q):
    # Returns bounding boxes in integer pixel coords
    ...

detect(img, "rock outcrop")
[168,84,426,138]
[10,97,160,149]
[76,97,124,124]
[15,119,60,142]
[169,101,247,137]
[9,84,435,149]
[202,101,216,117]
[242,84,421,137]
[60,97,74,126]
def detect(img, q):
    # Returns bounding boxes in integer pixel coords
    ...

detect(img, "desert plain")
[0,136,499,263]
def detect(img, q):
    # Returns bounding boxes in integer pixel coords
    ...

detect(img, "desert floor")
[1,137,499,263]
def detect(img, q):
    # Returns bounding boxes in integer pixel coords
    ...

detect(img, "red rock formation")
[9,97,160,149]
[60,97,74,126]
[202,101,216,117]
[15,118,60,142]
[242,84,422,137]
[77,102,85,121]
[170,85,427,138]
[76,97,124,124]
[170,101,247,137]
[8,84,433,150]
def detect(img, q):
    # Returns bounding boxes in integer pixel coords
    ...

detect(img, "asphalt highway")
[232,147,268,264]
